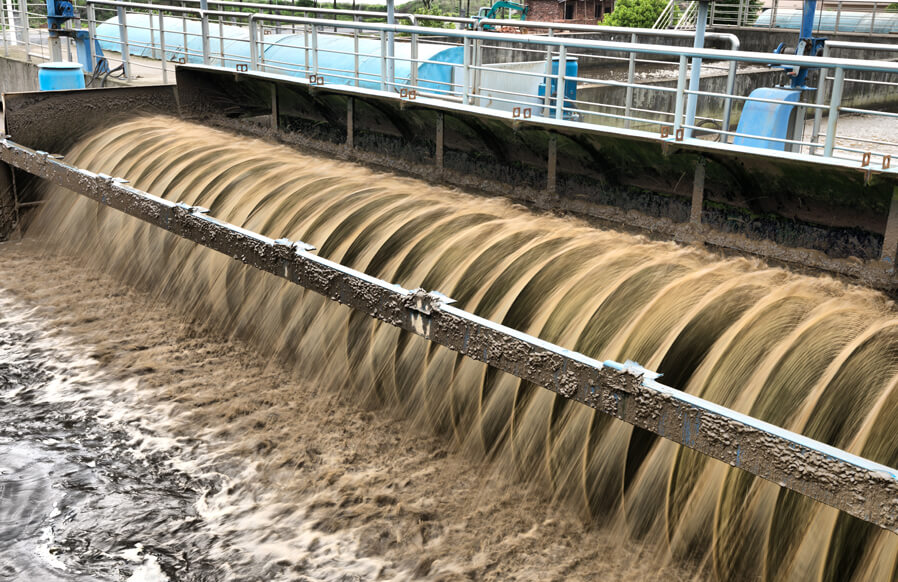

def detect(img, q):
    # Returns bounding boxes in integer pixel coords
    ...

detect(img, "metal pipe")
[116,6,131,78]
[88,4,97,67]
[17,0,27,61]
[409,15,418,89]
[386,0,394,92]
[353,15,359,86]
[721,59,737,142]
[311,24,319,78]
[0,0,6,58]
[379,30,386,91]
[624,33,636,130]
[542,37,553,118]
[200,12,210,65]
[555,44,566,120]
[248,16,258,69]
[824,67,845,157]
[674,54,688,134]
[462,35,470,104]
[811,44,830,154]
[159,10,168,83]
[684,0,709,139]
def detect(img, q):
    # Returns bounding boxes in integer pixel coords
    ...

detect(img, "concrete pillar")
[346,97,354,149]
[547,135,557,195]
[691,157,706,225]
[435,112,444,168]
[0,163,16,241]
[881,185,898,264]
[270,84,279,131]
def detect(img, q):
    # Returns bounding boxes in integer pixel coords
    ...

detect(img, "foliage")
[600,0,667,27]
[412,5,455,26]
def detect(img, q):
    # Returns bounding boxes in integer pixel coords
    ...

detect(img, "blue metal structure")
[771,0,825,89]
[45,0,108,74]
[475,1,528,30]
[733,87,800,150]
[738,0,823,149]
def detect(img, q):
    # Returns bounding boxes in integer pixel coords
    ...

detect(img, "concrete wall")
[708,26,898,58]
[0,55,40,94]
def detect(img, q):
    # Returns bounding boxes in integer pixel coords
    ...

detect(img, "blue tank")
[37,62,86,91]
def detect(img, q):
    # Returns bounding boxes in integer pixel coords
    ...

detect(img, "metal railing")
[3,1,898,166]
[657,0,898,32]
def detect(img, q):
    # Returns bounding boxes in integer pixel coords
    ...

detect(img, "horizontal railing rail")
[4,2,898,178]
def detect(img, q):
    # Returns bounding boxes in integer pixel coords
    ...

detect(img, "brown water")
[23,115,898,581]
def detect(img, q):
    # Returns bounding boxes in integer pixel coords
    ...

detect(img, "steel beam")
[3,138,898,533]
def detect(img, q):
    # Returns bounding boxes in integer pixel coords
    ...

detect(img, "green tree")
[600,0,667,27]
[413,5,455,27]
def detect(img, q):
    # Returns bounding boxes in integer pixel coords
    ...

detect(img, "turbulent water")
[18,115,898,581]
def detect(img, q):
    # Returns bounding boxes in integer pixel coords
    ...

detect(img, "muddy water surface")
[0,241,687,581]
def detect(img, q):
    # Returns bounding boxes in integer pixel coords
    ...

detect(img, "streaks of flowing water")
[29,115,898,581]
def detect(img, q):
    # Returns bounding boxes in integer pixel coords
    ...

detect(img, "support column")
[435,112,444,169]
[0,162,16,241]
[270,84,279,131]
[346,97,354,149]
[881,185,898,264]
[547,135,557,195]
[690,157,706,225]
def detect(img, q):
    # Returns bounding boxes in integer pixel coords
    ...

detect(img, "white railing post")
[0,0,7,57]
[409,15,418,89]
[200,12,210,65]
[624,33,636,129]
[823,67,844,157]
[673,54,688,134]
[811,46,830,154]
[542,34,553,117]
[303,22,309,73]
[248,15,258,70]
[17,0,29,61]
[117,7,131,79]
[159,10,168,83]
[353,15,359,86]
[462,35,470,104]
[379,29,386,91]
[555,44,567,120]
[311,24,319,79]
[87,3,97,68]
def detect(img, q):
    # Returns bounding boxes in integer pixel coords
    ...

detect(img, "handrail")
[241,13,898,73]
[474,19,741,51]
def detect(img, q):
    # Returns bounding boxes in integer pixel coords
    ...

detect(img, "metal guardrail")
[657,0,898,32]
[2,136,898,533]
[4,0,898,164]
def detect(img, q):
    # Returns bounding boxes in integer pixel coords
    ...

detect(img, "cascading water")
[27,115,898,581]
